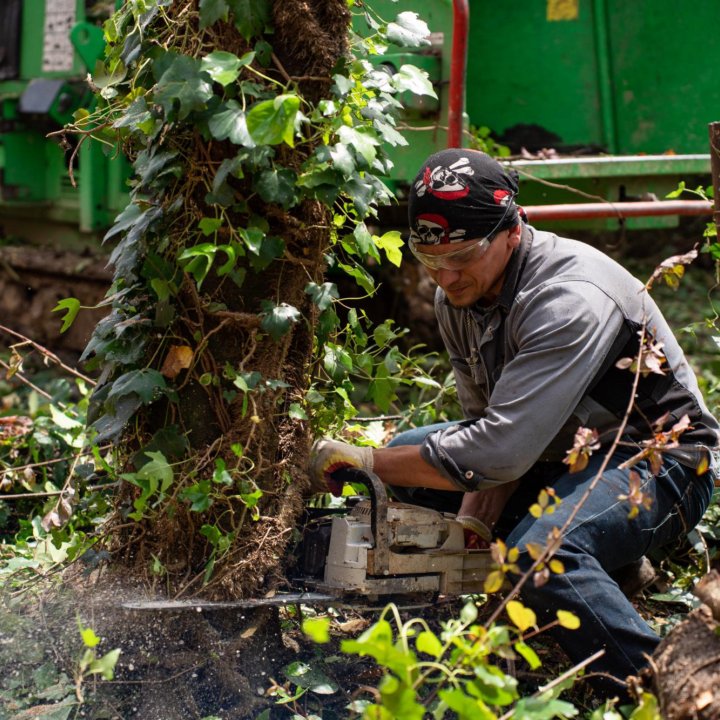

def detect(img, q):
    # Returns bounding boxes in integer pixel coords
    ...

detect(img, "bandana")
[408,149,521,245]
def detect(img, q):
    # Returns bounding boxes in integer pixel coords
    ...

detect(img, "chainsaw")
[123,468,494,612]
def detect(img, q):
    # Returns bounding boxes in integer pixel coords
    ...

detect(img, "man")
[309,149,719,698]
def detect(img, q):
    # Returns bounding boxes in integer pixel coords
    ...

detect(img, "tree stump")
[650,570,720,719]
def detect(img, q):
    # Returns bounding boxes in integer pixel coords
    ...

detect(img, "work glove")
[455,515,492,549]
[307,439,374,496]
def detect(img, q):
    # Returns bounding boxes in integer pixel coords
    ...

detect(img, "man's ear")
[508,223,522,249]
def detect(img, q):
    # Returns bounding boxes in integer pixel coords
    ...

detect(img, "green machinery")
[0,0,125,249]
[363,0,720,231]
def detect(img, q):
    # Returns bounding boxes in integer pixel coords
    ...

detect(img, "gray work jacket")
[420,225,720,491]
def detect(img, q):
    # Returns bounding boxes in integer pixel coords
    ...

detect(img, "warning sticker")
[547,0,579,21]
[42,0,77,73]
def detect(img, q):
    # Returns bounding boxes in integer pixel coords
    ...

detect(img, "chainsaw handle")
[331,468,390,575]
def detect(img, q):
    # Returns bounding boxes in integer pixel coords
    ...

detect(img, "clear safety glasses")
[408,236,491,270]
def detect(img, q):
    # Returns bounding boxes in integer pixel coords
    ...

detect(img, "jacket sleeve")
[421,280,626,490]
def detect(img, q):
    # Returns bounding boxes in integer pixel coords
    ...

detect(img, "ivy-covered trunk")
[70,0,432,605]
[81,0,348,600]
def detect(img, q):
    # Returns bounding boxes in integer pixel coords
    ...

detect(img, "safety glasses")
[408,236,491,270]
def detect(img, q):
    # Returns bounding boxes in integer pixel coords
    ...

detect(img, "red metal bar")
[447,0,469,148]
[524,200,713,221]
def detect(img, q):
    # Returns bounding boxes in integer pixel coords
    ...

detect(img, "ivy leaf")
[153,54,214,120]
[305,282,338,311]
[337,125,379,167]
[393,64,437,98]
[246,94,300,147]
[337,260,375,294]
[386,12,431,47]
[199,0,229,28]
[53,297,81,333]
[201,50,255,86]
[329,143,356,176]
[248,236,285,271]
[108,369,167,404]
[260,301,301,341]
[227,0,271,41]
[373,230,404,267]
[256,167,298,207]
[208,100,255,146]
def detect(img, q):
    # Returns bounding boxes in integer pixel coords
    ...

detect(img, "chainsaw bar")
[121,592,338,612]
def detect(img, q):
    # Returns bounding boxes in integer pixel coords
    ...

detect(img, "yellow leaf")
[525,542,544,560]
[529,503,542,518]
[507,600,537,632]
[556,610,580,630]
[160,344,193,379]
[697,453,709,476]
[484,570,505,594]
[549,559,565,574]
[507,546,519,563]
[538,489,549,507]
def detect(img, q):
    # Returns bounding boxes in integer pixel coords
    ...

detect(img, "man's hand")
[308,439,374,496]
[456,480,520,547]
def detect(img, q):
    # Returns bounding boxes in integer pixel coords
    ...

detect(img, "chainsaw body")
[300,469,494,599]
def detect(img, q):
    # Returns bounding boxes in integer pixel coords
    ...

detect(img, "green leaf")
[88,648,121,680]
[256,167,298,207]
[337,125,379,166]
[180,480,213,512]
[283,661,338,694]
[153,54,214,120]
[514,641,542,670]
[288,403,307,420]
[201,50,254,85]
[302,616,331,644]
[198,217,223,236]
[199,0,229,28]
[305,282,338,311]
[386,12,431,47]
[329,143,356,176]
[227,0,271,41]
[416,630,443,658]
[374,230,404,267]
[337,260,375,294]
[108,369,167,404]
[439,688,494,720]
[393,64,437,98]
[53,297,81,333]
[260,301,301,341]
[208,100,255,146]
[247,94,301,146]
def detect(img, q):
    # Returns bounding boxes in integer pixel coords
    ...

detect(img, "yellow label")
[547,0,579,21]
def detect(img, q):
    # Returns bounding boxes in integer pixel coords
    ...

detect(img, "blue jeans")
[388,423,715,697]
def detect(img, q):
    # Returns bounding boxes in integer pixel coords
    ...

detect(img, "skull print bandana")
[408,149,521,245]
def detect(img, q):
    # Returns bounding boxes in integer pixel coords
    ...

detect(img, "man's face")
[414,225,522,307]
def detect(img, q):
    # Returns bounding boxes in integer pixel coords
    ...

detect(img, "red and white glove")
[455,515,492,549]
[307,439,374,496]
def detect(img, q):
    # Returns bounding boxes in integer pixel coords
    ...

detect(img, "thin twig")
[0,324,97,385]
[0,482,119,501]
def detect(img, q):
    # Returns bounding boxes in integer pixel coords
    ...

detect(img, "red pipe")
[524,200,713,221]
[447,0,469,148]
